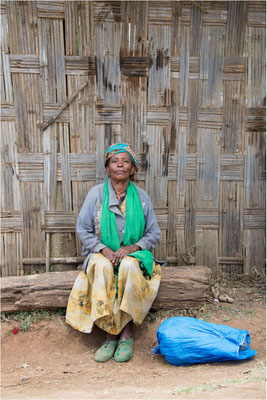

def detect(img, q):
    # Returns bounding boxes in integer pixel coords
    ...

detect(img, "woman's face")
[106,152,135,182]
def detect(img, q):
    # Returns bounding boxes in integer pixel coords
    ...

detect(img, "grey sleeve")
[135,194,160,251]
[76,188,106,255]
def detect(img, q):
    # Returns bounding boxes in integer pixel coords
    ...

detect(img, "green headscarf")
[101,179,153,277]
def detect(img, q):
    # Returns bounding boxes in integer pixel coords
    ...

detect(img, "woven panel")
[0,1,265,276]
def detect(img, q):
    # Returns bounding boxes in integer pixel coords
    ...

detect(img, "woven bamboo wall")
[0,1,266,277]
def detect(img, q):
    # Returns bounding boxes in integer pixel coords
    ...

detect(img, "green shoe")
[95,340,118,362]
[114,337,133,362]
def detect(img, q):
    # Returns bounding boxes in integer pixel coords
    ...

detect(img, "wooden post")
[45,233,50,272]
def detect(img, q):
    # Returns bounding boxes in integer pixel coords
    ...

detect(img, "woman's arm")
[77,186,117,264]
[76,187,106,255]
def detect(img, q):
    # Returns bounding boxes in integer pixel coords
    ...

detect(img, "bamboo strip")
[42,80,88,131]
[45,233,50,272]
[23,257,85,265]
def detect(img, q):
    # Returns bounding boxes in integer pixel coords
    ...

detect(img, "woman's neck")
[109,178,129,195]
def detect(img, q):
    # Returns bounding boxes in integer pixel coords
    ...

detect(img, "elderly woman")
[66,143,161,363]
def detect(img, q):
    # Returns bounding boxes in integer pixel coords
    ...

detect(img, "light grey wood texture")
[0,1,265,277]
[0,266,212,312]
[42,81,89,131]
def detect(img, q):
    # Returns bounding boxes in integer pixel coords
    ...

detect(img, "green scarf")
[101,179,153,277]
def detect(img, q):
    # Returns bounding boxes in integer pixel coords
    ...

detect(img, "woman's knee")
[119,256,139,275]
[88,253,113,274]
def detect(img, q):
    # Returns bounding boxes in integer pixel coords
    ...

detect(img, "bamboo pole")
[22,257,85,265]
[45,233,50,272]
[42,80,88,131]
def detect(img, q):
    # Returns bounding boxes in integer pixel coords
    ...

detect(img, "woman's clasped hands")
[101,244,140,266]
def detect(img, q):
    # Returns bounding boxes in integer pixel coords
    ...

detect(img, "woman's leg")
[87,254,119,362]
[113,256,161,362]
[113,257,139,362]
[86,253,117,324]
[119,320,133,340]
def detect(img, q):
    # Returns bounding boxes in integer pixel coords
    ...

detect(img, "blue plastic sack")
[153,317,256,366]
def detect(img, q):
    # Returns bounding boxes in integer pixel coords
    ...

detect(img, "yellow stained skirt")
[65,253,161,334]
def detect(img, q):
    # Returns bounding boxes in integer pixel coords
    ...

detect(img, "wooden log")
[1,266,211,313]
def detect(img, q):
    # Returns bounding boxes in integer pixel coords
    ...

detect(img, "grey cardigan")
[77,179,161,271]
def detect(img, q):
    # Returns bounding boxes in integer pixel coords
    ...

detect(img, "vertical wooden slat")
[148,24,171,106]
[6,1,38,54]
[219,181,244,260]
[95,20,122,105]
[226,1,248,57]
[43,125,57,211]
[244,131,265,209]
[171,1,181,57]
[21,182,43,264]
[0,233,22,277]
[187,79,199,154]
[222,80,245,154]
[246,27,266,107]
[121,1,148,57]
[196,128,220,209]
[244,229,265,274]
[185,180,196,252]
[200,26,225,107]
[95,124,114,184]
[167,78,180,261]
[167,181,177,262]
[180,25,189,106]
[38,17,66,103]
[1,121,20,210]
[67,75,96,154]
[11,69,43,153]
[72,180,95,257]
[122,76,147,155]
[196,127,220,268]
[1,16,13,103]
[196,229,218,271]
[65,0,94,56]
[190,1,202,56]
[59,123,72,210]
[46,232,50,272]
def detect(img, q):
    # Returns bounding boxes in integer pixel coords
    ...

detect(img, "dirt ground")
[1,282,266,400]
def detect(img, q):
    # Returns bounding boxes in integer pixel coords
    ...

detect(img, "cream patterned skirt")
[65,253,161,335]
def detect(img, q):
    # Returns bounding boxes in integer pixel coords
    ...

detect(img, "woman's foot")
[95,333,119,362]
[95,339,118,362]
[114,337,133,362]
[114,321,133,362]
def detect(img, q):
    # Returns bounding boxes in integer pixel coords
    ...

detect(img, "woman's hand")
[112,244,141,266]
[101,244,141,266]
[100,247,115,264]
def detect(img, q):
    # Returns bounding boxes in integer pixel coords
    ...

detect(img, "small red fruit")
[13,327,19,334]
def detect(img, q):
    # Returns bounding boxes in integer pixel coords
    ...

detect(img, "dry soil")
[1,283,266,400]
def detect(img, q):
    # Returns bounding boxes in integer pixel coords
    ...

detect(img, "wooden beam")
[1,266,211,313]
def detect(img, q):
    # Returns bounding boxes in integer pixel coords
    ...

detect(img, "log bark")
[1,266,211,313]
